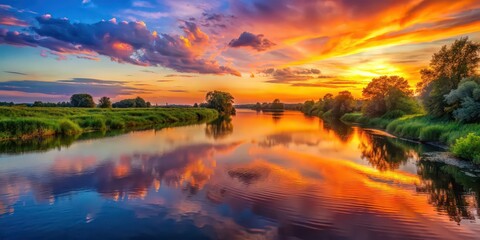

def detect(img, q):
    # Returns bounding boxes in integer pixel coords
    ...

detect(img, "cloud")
[290,79,359,88]
[229,0,480,66]
[0,15,240,76]
[0,15,29,27]
[168,89,188,93]
[257,67,352,88]
[164,74,195,77]
[4,71,27,75]
[132,1,154,8]
[259,67,321,83]
[229,32,275,51]
[0,78,148,98]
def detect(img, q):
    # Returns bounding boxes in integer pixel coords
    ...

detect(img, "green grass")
[341,112,480,163]
[0,107,218,141]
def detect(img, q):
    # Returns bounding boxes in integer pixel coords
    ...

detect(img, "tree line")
[302,37,480,123]
[25,94,152,108]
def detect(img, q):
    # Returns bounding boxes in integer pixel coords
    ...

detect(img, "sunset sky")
[1,0,480,104]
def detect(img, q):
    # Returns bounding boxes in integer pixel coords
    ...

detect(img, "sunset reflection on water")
[0,110,479,239]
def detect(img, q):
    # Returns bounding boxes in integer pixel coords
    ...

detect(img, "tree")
[362,75,414,117]
[332,91,355,118]
[417,37,480,117]
[112,97,150,108]
[70,94,95,108]
[444,77,480,123]
[255,102,261,111]
[193,103,199,108]
[302,100,315,114]
[205,90,236,115]
[270,99,284,110]
[322,93,334,112]
[98,96,112,108]
[135,96,147,108]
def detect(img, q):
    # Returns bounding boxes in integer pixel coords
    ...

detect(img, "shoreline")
[0,107,218,142]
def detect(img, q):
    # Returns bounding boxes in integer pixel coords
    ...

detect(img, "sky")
[0,0,479,104]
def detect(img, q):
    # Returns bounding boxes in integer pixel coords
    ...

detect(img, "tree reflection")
[322,120,353,142]
[271,112,283,124]
[416,159,480,224]
[358,132,415,171]
[205,117,233,139]
[0,130,129,155]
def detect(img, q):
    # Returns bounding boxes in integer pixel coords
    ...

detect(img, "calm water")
[1,110,480,239]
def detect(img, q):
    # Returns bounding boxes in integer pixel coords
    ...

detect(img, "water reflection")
[1,110,480,239]
[417,159,480,224]
[205,117,234,140]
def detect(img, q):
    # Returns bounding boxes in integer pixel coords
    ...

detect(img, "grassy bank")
[341,112,480,163]
[0,107,218,141]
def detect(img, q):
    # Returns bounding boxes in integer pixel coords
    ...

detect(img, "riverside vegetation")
[301,38,480,164]
[0,90,238,141]
[0,107,218,141]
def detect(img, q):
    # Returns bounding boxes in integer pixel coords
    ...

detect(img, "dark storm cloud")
[0,15,240,76]
[229,32,275,51]
[0,78,148,97]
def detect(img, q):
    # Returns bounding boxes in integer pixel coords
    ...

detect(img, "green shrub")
[59,120,81,135]
[452,133,480,163]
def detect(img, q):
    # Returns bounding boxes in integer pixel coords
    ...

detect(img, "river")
[1,109,479,239]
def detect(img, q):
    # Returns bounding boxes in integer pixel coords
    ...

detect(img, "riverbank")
[0,107,218,141]
[340,112,480,163]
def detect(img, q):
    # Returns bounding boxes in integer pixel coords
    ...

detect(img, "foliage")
[112,96,151,108]
[0,107,218,141]
[444,77,480,123]
[32,101,72,107]
[302,100,315,114]
[340,112,363,123]
[332,91,355,118]
[381,110,406,119]
[205,90,236,115]
[362,75,417,117]
[452,133,480,163]
[98,96,112,108]
[70,94,95,108]
[270,99,284,110]
[417,37,480,117]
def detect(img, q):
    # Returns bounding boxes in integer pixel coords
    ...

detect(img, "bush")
[59,120,81,135]
[452,133,480,163]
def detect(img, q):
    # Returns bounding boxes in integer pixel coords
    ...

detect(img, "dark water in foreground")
[1,110,480,239]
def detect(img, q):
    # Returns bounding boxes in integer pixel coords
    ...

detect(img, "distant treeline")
[1,94,153,108]
[236,99,303,111]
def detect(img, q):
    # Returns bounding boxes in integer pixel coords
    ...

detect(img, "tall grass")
[0,107,218,140]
